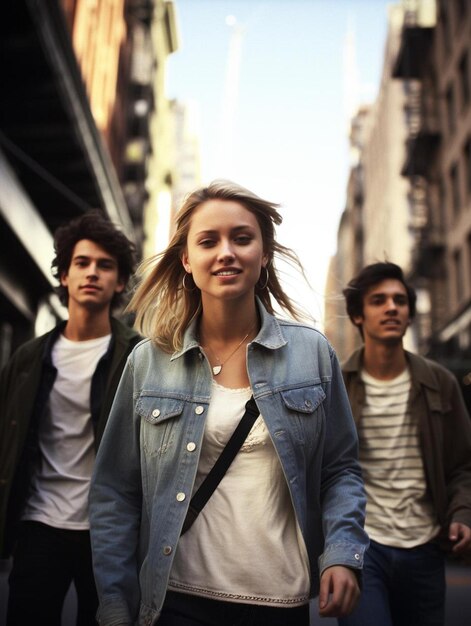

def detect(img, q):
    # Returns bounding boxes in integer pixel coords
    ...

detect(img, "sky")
[167,0,393,325]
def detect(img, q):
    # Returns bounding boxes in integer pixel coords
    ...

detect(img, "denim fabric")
[338,539,446,626]
[89,300,368,626]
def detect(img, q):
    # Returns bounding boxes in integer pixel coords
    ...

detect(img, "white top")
[22,333,111,530]
[359,368,440,548]
[168,380,310,606]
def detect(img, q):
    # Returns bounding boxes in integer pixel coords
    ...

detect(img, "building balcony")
[393,26,434,79]
[401,130,441,178]
[414,230,446,278]
[123,137,150,182]
[126,0,154,26]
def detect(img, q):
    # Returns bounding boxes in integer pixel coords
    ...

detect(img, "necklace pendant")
[212,365,222,376]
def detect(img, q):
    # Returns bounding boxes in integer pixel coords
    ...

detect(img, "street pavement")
[1,558,471,625]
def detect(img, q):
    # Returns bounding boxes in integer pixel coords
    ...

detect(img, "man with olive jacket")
[0,211,140,626]
[339,262,471,626]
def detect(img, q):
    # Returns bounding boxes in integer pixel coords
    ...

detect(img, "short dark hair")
[343,262,417,334]
[51,210,137,309]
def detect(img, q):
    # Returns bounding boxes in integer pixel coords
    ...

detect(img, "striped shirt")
[359,368,440,548]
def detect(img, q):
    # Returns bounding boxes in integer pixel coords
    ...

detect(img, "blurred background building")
[1,0,469,407]
[0,1,470,623]
[325,2,414,359]
[326,0,471,412]
[0,0,200,369]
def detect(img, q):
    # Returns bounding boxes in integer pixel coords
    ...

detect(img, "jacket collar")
[41,321,68,367]
[343,346,441,391]
[40,317,135,367]
[171,297,287,361]
[342,348,363,374]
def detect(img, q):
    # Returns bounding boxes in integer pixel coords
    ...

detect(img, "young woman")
[89,181,368,626]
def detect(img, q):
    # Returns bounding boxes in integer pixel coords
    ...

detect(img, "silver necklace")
[204,324,255,376]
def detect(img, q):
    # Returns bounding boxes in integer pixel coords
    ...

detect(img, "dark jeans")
[338,538,446,626]
[7,521,98,626]
[159,590,310,626]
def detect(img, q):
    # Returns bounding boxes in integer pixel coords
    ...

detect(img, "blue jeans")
[339,539,445,626]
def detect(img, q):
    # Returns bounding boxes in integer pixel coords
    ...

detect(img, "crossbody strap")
[181,395,260,535]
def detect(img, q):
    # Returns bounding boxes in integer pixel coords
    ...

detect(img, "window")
[454,249,463,304]
[440,0,451,54]
[457,0,468,20]
[459,52,470,108]
[438,178,446,230]
[450,164,461,215]
[468,233,471,292]
[446,83,456,135]
[465,138,471,195]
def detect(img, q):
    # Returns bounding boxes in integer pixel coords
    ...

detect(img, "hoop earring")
[182,272,197,292]
[257,266,269,290]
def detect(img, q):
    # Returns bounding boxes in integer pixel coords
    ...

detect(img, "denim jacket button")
[195,406,204,415]
[176,492,186,502]
[152,409,160,418]
[187,442,197,452]
[354,553,360,560]
[163,546,172,555]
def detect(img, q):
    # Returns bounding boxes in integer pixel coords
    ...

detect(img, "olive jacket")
[342,348,471,539]
[0,318,141,557]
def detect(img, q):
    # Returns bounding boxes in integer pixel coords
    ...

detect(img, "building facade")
[394,0,471,409]
[326,3,415,361]
[324,106,370,361]
[61,0,179,257]
[0,0,179,365]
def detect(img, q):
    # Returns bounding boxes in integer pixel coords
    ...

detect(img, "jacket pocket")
[280,385,325,445]
[281,385,326,413]
[137,395,184,424]
[137,394,184,456]
[425,388,451,415]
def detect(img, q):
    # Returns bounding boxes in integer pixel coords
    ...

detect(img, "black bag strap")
[181,395,259,535]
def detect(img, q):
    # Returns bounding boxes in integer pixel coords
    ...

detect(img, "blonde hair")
[129,180,306,352]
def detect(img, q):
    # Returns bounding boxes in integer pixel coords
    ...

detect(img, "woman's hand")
[318,565,360,618]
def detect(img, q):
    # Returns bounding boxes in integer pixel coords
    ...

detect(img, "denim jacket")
[89,301,368,626]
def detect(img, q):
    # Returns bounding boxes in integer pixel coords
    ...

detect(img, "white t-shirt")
[168,380,310,607]
[22,333,111,530]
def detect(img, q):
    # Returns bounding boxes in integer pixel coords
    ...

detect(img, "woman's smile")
[182,199,267,304]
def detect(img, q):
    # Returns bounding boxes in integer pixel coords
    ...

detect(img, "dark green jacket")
[342,348,471,539]
[0,318,141,557]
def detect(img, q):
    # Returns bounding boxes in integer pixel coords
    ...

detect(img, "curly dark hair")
[51,210,137,309]
[343,262,417,337]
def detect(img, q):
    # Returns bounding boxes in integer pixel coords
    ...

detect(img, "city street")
[1,2,471,626]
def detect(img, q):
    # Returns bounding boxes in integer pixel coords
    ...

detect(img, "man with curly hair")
[0,211,141,625]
